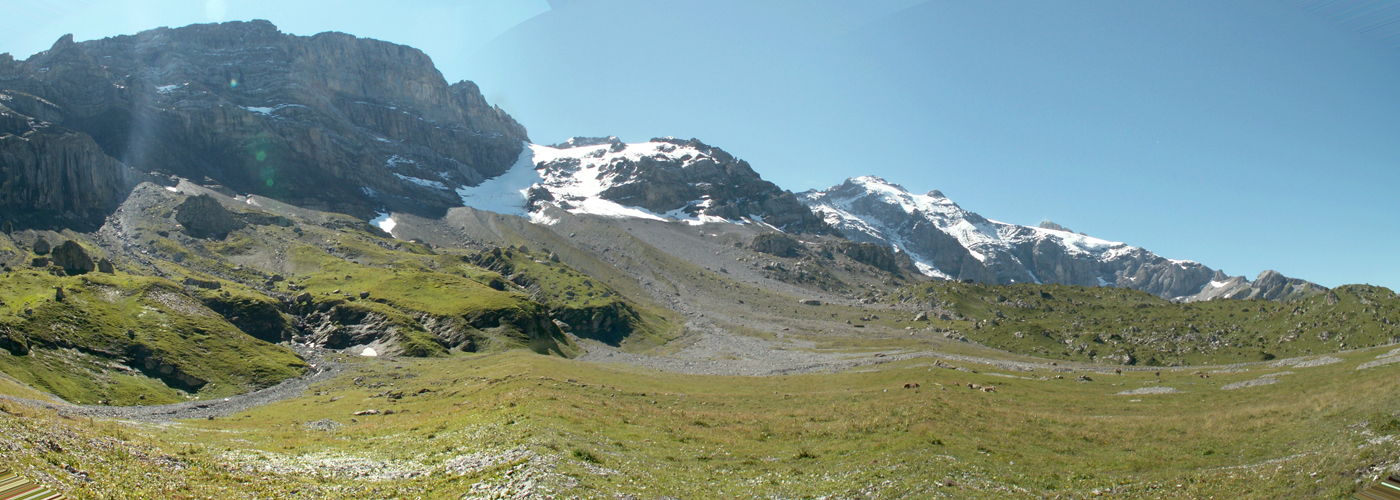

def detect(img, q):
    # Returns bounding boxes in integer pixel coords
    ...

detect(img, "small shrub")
[572,448,603,464]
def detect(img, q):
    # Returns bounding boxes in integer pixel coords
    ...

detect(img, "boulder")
[175,194,245,239]
[32,237,50,255]
[50,240,94,275]
[97,258,114,273]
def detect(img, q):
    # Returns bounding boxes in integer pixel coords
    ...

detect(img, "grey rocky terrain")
[0,20,528,229]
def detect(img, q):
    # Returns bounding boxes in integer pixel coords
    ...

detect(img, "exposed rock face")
[0,95,148,230]
[1190,270,1323,302]
[750,233,802,257]
[175,194,244,239]
[520,138,833,234]
[826,241,908,274]
[802,176,1324,302]
[0,20,528,222]
[50,240,94,275]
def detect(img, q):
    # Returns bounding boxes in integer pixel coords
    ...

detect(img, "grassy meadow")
[4,342,1400,498]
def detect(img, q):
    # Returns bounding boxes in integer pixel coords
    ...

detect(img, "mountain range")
[0,20,1325,304]
[1,20,1368,402]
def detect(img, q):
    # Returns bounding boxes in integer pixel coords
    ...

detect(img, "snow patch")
[240,103,306,116]
[455,145,536,218]
[369,212,396,234]
[394,173,448,190]
[156,83,185,94]
[385,155,415,168]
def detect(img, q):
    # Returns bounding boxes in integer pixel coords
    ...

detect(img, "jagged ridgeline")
[895,280,1400,366]
[0,19,528,230]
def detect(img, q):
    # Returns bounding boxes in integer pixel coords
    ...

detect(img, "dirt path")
[0,346,347,422]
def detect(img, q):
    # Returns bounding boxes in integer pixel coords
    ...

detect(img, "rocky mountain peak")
[457,139,835,234]
[800,177,1324,302]
[0,20,529,228]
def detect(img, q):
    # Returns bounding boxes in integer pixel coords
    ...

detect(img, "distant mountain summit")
[0,20,527,228]
[458,137,832,234]
[800,176,1323,301]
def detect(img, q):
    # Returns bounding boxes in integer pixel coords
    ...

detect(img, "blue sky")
[2,0,1398,290]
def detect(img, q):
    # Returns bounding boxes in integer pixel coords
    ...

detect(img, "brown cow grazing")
[969,383,982,390]
[981,386,996,393]
[1114,369,1122,375]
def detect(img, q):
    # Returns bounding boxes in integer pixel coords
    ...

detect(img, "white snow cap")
[803,176,1145,280]
[456,141,763,227]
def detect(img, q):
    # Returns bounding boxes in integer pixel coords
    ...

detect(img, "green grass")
[4,344,1400,498]
[464,246,681,349]
[0,269,306,405]
[895,281,1400,366]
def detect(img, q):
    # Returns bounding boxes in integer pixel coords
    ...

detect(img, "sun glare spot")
[255,150,266,161]
[205,0,228,21]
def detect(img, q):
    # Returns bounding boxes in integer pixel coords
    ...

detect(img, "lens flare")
[230,78,238,88]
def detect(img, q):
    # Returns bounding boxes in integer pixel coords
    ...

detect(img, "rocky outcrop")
[750,233,802,258]
[0,96,148,230]
[50,240,94,275]
[826,241,909,274]
[802,176,1324,302]
[0,20,528,222]
[1190,270,1323,302]
[175,194,245,239]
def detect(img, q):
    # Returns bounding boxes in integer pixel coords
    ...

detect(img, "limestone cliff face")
[0,94,145,230]
[0,20,528,224]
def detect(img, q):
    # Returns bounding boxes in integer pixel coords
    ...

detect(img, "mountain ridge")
[799,175,1323,302]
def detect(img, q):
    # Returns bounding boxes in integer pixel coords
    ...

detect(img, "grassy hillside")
[0,189,605,405]
[896,280,1400,366]
[0,268,306,405]
[466,245,680,349]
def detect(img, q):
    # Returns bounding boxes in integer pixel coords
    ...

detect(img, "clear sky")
[2,0,1398,290]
